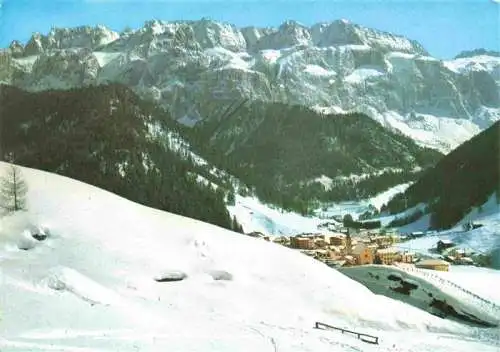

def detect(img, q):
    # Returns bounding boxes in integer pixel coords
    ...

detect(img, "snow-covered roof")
[402,251,416,256]
[416,259,450,267]
[351,243,368,255]
[438,239,454,245]
[376,247,400,254]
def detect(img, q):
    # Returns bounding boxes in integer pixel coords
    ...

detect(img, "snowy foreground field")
[1,163,499,351]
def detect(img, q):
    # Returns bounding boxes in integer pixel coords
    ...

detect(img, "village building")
[376,247,400,265]
[400,251,415,264]
[272,236,289,245]
[367,244,378,254]
[444,255,456,263]
[343,255,356,266]
[453,248,466,258]
[324,258,347,268]
[313,249,330,259]
[437,240,455,253]
[361,238,372,244]
[329,234,346,246]
[416,259,450,271]
[290,236,315,250]
[384,229,399,236]
[410,231,425,238]
[390,234,400,244]
[367,228,382,235]
[329,246,344,257]
[314,237,329,248]
[247,231,266,238]
[370,235,397,248]
[352,243,373,265]
[455,257,474,265]
[300,250,317,257]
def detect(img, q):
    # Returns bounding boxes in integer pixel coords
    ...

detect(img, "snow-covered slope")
[226,182,412,236]
[313,182,413,221]
[1,162,499,351]
[227,195,328,236]
[390,193,500,268]
[2,19,499,153]
[444,55,500,77]
[340,265,500,327]
[400,211,500,264]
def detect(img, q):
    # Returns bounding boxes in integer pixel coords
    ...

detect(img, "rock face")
[2,19,499,153]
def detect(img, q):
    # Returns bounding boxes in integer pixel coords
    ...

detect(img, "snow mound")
[207,270,233,281]
[153,270,188,282]
[0,212,43,252]
[45,267,123,306]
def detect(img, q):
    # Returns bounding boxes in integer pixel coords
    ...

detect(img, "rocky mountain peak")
[454,48,500,59]
[20,25,120,56]
[8,40,24,58]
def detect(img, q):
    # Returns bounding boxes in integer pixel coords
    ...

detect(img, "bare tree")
[0,164,28,213]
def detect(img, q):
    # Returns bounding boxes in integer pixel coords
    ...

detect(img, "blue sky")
[0,0,498,59]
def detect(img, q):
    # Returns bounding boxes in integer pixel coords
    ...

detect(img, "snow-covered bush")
[16,230,38,251]
[31,225,50,241]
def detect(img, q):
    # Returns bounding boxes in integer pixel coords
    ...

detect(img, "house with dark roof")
[437,239,455,253]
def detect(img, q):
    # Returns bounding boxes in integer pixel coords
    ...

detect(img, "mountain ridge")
[1,18,498,154]
[8,19,428,56]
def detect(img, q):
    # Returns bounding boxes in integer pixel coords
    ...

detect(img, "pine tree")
[227,191,235,205]
[0,164,28,213]
[231,215,244,233]
[343,214,353,227]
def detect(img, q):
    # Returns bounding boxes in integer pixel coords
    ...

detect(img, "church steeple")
[346,232,352,254]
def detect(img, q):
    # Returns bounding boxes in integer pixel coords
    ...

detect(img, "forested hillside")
[0,84,235,230]
[188,101,442,213]
[384,121,500,229]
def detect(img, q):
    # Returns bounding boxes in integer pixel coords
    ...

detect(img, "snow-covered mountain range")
[2,19,499,153]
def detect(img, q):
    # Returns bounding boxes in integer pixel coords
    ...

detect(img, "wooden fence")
[314,321,379,344]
